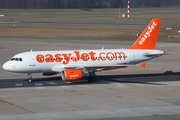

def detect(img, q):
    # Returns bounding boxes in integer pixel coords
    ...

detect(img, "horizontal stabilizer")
[141,62,146,68]
[144,51,165,57]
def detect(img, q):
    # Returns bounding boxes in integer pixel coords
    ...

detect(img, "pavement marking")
[63,81,74,84]
[97,80,111,83]
[14,83,23,87]
[35,83,43,86]
[47,82,59,85]
[114,79,127,82]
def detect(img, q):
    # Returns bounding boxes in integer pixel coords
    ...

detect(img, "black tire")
[27,79,32,83]
[87,77,96,82]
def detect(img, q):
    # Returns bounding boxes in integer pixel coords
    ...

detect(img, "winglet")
[141,62,147,68]
[127,18,162,50]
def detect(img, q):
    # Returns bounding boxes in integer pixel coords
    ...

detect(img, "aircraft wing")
[51,64,133,72]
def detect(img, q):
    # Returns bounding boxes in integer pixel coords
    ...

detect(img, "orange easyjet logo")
[139,21,157,45]
[36,51,126,65]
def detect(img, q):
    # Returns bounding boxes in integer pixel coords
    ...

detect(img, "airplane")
[3,18,165,83]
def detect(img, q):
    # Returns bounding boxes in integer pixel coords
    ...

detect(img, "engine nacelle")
[42,72,58,76]
[61,69,82,81]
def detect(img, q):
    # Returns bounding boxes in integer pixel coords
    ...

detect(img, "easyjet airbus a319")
[3,18,165,83]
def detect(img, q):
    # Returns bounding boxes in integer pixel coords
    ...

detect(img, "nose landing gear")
[27,73,32,83]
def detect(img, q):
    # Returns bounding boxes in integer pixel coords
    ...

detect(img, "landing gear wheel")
[87,76,96,82]
[27,73,32,83]
[27,79,32,83]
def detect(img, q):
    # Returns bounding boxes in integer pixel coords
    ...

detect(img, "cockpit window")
[10,58,23,61]
[10,58,15,61]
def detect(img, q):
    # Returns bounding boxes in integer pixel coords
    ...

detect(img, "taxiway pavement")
[1,11,180,27]
[3,11,180,16]
[0,20,180,28]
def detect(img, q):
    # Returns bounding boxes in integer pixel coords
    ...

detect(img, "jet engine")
[61,69,83,81]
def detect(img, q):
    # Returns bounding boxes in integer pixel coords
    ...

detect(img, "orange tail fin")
[127,18,162,50]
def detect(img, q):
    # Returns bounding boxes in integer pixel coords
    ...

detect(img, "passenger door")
[29,54,36,66]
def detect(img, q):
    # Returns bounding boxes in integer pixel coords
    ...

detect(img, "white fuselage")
[3,49,164,73]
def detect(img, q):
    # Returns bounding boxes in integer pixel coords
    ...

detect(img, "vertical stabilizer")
[127,18,162,49]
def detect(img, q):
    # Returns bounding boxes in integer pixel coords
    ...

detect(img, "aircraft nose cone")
[3,62,9,71]
[3,61,22,72]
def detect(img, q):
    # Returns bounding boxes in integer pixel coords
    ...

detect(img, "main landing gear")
[87,72,96,82]
[87,76,96,82]
[26,72,96,83]
[27,73,32,83]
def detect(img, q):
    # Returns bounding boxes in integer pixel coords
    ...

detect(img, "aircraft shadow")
[31,71,180,86]
[0,71,179,88]
[95,71,180,85]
